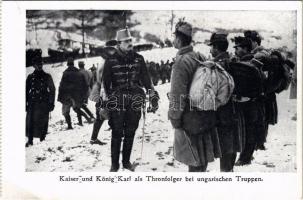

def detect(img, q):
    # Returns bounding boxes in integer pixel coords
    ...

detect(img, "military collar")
[213,52,229,62]
[177,45,193,56]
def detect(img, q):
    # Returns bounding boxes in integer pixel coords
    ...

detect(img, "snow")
[26,53,297,172]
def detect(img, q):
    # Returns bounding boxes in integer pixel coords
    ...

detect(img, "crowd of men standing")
[146,59,174,86]
[26,21,295,172]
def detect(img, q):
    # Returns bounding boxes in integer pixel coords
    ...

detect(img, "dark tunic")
[237,53,266,161]
[102,48,153,110]
[214,52,245,154]
[26,70,55,139]
[58,66,88,107]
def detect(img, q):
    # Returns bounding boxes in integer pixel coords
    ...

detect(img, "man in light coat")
[168,21,221,172]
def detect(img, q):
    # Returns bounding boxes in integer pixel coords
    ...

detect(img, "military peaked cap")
[208,32,228,46]
[233,36,252,49]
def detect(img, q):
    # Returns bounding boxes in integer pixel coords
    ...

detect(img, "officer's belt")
[112,82,142,91]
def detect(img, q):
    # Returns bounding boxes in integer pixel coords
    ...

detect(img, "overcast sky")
[131,10,296,50]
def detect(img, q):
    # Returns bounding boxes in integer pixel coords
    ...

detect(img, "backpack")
[269,50,293,93]
[229,59,265,98]
[189,60,234,111]
[254,49,293,94]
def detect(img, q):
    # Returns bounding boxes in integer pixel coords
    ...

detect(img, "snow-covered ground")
[25,55,297,172]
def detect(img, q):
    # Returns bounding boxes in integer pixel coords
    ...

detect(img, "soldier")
[26,55,55,147]
[89,44,117,145]
[89,64,97,87]
[58,58,91,129]
[232,37,266,166]
[149,61,159,86]
[208,33,245,172]
[244,30,275,151]
[78,61,95,122]
[165,60,171,83]
[160,60,166,84]
[168,21,221,172]
[103,27,159,172]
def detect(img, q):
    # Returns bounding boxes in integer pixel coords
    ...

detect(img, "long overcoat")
[26,70,55,138]
[214,52,245,154]
[168,45,221,167]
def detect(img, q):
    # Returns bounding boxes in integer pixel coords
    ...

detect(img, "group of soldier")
[146,59,174,86]
[169,21,295,172]
[26,20,295,172]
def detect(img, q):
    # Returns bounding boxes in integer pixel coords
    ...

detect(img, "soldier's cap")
[67,57,74,66]
[244,30,261,42]
[78,61,85,66]
[208,33,228,46]
[116,27,132,42]
[173,21,193,38]
[233,36,252,48]
[31,49,43,65]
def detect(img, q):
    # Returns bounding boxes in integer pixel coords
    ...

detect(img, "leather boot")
[122,138,135,172]
[65,115,73,129]
[110,138,121,172]
[91,120,103,140]
[77,113,83,126]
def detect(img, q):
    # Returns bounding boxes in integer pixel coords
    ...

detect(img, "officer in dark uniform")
[232,37,266,166]
[103,27,159,172]
[208,33,245,172]
[26,54,55,147]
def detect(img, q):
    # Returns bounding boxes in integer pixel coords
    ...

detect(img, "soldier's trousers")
[62,100,90,125]
[238,100,266,162]
[91,107,106,141]
[220,153,237,172]
[109,106,142,166]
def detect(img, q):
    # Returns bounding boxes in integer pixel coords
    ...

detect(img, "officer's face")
[210,45,219,58]
[235,46,247,58]
[120,39,133,52]
[173,34,182,49]
[251,41,258,50]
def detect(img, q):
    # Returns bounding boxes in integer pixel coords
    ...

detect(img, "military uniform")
[103,35,154,171]
[58,59,91,129]
[169,22,221,172]
[209,33,245,172]
[233,38,266,165]
[26,64,55,146]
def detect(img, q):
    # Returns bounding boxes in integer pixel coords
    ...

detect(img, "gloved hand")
[147,90,159,113]
[170,118,182,129]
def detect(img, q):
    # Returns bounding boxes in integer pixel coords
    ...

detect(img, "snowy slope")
[25,55,297,172]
